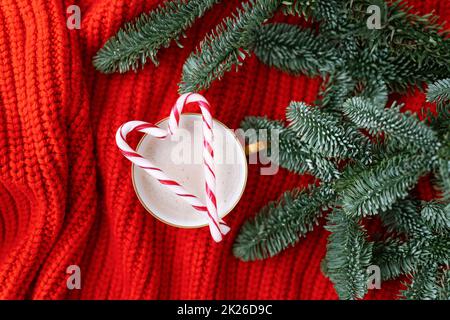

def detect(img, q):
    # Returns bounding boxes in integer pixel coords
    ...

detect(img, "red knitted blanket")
[0,0,447,299]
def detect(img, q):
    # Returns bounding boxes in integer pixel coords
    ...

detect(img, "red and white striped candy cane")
[115,93,230,242]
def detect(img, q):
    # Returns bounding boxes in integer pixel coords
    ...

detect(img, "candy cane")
[115,93,230,242]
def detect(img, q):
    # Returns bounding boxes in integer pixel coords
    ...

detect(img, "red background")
[0,0,448,299]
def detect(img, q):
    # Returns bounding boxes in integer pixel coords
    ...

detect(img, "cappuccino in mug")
[132,114,247,228]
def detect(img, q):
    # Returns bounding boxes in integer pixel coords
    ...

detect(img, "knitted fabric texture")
[0,0,448,299]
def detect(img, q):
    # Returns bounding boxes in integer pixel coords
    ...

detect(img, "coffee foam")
[133,114,247,228]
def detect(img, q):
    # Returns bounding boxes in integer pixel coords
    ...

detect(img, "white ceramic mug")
[132,113,248,228]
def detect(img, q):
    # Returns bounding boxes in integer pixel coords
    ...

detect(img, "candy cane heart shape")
[115,93,230,242]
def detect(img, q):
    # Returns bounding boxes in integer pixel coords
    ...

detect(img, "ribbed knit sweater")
[0,0,448,299]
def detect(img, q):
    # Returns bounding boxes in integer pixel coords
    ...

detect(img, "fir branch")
[360,77,389,107]
[437,269,450,300]
[286,102,363,159]
[382,53,450,93]
[281,0,342,25]
[320,70,356,109]
[367,0,450,91]
[342,97,440,154]
[350,0,450,72]
[233,185,335,261]
[427,78,450,103]
[374,234,450,283]
[425,103,450,140]
[420,201,450,232]
[373,238,422,281]
[436,158,450,202]
[179,0,282,93]
[380,199,432,237]
[338,154,430,216]
[325,209,373,300]
[384,1,450,68]
[402,265,439,300]
[240,116,340,181]
[251,23,337,76]
[426,235,450,266]
[93,0,220,73]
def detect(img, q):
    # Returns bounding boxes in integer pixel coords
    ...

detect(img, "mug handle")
[245,141,267,156]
